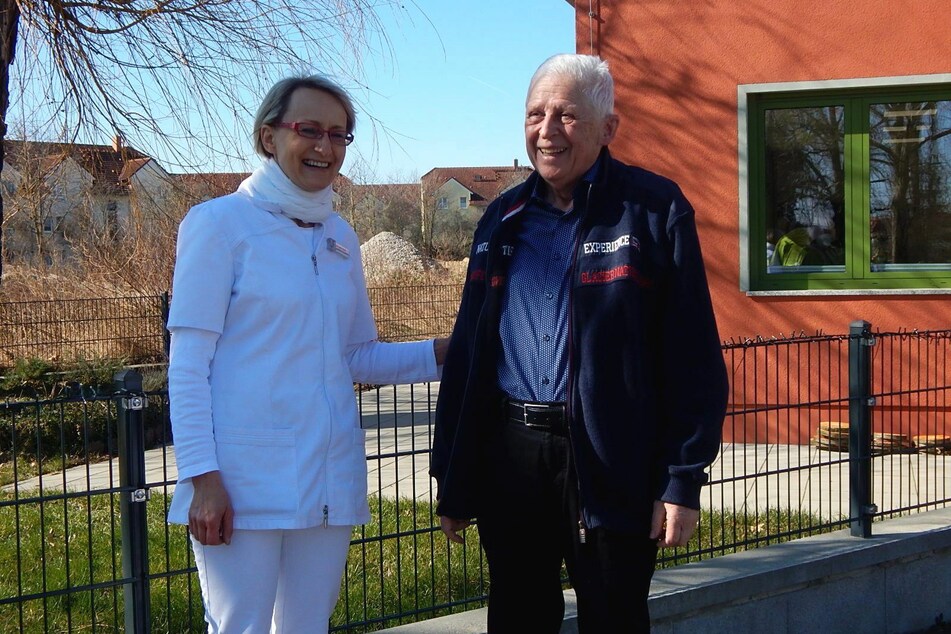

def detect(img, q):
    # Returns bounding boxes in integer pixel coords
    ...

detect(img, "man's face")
[524,74,617,197]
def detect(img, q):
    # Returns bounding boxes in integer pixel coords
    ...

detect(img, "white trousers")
[191,525,353,634]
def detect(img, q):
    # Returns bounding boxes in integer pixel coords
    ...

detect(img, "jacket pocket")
[216,430,299,519]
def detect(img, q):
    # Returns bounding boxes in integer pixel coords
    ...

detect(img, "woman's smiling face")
[260,87,348,192]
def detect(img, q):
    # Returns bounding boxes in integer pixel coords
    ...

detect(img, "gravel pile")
[360,231,437,279]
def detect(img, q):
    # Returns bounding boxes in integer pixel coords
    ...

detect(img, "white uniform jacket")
[166,192,437,529]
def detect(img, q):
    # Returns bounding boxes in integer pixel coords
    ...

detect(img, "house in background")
[418,163,533,258]
[571,1,950,443]
[172,172,250,207]
[1,138,170,262]
[420,162,534,213]
[1,135,536,266]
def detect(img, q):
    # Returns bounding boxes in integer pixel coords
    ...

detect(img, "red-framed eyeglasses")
[274,122,354,146]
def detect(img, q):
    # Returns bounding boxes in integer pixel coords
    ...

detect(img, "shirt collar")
[528,159,600,213]
[503,153,605,222]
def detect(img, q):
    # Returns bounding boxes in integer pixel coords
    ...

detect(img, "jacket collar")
[501,148,613,223]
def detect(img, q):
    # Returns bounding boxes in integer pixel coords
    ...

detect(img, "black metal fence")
[0,320,949,631]
[365,285,461,342]
[0,295,171,368]
[678,322,951,568]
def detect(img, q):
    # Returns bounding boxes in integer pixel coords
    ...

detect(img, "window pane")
[764,106,846,274]
[869,100,951,270]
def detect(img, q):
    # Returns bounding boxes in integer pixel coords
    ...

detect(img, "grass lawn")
[0,492,486,633]
[0,487,836,633]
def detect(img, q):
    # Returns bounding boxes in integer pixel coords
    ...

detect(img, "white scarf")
[237,158,334,224]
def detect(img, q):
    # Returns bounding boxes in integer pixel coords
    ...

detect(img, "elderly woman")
[167,75,445,633]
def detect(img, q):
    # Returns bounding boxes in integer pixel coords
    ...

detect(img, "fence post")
[848,320,876,537]
[160,292,171,359]
[114,369,151,633]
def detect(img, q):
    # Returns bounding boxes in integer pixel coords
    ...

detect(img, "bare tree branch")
[1,0,412,278]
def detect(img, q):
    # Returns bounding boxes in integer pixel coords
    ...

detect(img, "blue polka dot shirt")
[496,183,583,404]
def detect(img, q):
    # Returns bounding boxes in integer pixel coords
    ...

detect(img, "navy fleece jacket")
[431,150,729,533]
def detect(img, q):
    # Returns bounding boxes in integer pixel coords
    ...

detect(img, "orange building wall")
[575,0,951,341]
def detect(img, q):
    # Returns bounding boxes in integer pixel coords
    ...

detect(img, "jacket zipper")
[310,225,333,526]
[567,181,595,545]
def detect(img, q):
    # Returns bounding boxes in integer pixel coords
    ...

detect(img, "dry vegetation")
[1,167,471,368]
[0,171,187,302]
[359,234,466,341]
[367,275,462,342]
[0,238,467,368]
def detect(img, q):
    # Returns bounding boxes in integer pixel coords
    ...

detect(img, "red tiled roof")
[334,173,354,190]
[421,165,534,203]
[174,172,250,198]
[173,171,356,200]
[118,157,152,182]
[338,181,417,200]
[4,139,151,195]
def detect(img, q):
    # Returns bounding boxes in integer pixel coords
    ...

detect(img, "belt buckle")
[523,403,562,430]
[523,403,545,429]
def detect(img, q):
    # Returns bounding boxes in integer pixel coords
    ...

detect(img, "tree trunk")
[0,0,20,280]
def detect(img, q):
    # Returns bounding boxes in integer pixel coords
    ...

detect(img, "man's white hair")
[527,54,615,119]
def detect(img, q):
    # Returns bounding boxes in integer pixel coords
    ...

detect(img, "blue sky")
[345,0,576,183]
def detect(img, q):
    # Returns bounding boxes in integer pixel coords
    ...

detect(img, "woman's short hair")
[253,75,357,158]
[527,54,614,120]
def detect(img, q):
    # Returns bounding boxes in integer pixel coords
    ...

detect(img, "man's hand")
[439,515,472,544]
[650,500,699,548]
[188,471,235,546]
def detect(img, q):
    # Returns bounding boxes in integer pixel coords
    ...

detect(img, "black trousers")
[477,420,658,634]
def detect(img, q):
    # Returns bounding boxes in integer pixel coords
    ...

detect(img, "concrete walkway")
[7,381,951,519]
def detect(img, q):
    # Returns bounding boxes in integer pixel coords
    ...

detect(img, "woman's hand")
[188,471,235,545]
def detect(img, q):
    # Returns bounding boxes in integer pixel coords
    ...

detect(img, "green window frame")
[740,77,951,292]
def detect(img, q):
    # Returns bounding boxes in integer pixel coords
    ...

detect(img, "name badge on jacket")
[327,238,350,258]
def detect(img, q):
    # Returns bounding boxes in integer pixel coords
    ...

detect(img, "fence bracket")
[122,396,149,410]
[130,488,151,503]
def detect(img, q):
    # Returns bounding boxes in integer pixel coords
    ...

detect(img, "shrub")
[0,359,166,475]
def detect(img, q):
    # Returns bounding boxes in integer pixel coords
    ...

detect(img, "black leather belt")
[505,398,568,435]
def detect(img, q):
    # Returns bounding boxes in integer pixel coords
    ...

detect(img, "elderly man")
[431,54,728,632]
